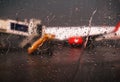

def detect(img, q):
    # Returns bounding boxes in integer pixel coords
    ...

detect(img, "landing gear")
[85,36,95,49]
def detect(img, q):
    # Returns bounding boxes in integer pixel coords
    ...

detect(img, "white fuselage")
[45,26,115,40]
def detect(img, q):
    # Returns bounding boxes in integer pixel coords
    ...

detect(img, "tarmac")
[0,40,120,82]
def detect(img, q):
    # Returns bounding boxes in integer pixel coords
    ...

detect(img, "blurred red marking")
[113,22,120,32]
[68,36,83,45]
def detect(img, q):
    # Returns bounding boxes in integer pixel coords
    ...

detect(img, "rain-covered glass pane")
[0,0,120,82]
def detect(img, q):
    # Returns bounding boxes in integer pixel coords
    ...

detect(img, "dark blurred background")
[0,0,120,26]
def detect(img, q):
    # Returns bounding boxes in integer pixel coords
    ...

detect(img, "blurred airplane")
[0,19,120,54]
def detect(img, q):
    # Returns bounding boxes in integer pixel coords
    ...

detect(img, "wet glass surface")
[0,0,120,82]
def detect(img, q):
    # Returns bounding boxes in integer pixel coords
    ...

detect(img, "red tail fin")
[113,22,120,32]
